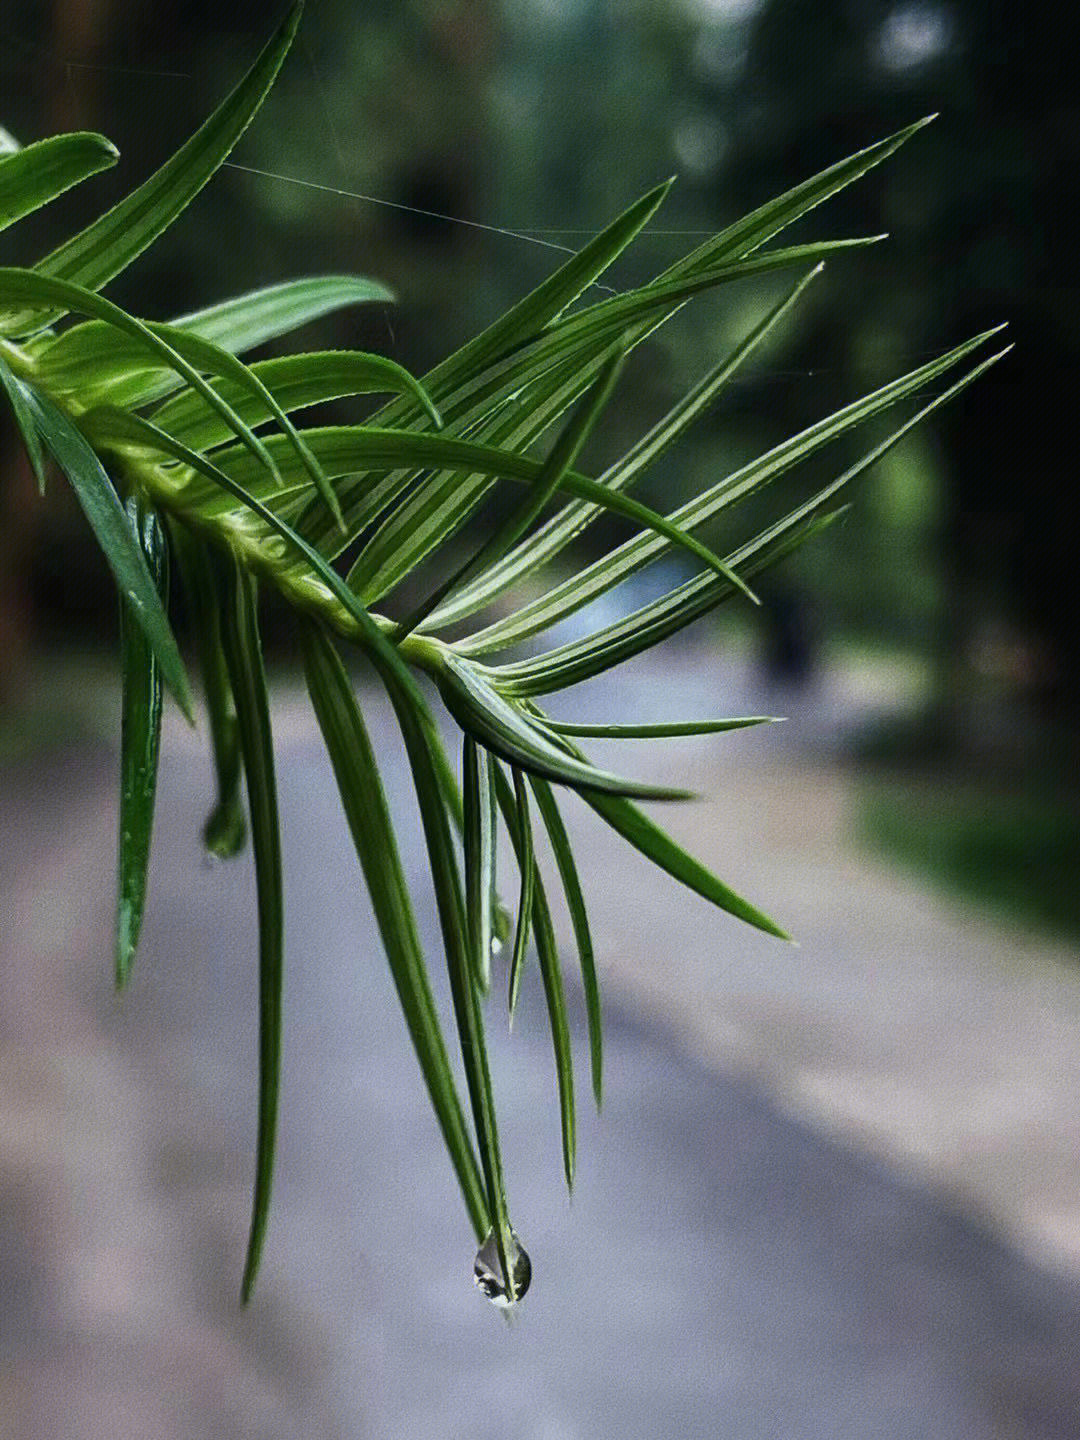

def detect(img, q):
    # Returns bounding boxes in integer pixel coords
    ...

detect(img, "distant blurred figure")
[759,579,816,691]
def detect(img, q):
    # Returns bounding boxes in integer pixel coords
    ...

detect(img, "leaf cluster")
[0,3,1006,1304]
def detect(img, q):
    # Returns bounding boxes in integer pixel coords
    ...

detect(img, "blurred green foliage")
[861,776,1080,945]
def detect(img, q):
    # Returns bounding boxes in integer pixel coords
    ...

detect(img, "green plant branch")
[0,1,1008,1308]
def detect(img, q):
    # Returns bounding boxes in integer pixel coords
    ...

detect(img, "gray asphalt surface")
[5,659,1080,1438]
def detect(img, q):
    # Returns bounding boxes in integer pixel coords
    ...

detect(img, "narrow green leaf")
[170,527,246,856]
[438,654,694,801]
[420,706,466,832]
[527,775,602,1108]
[375,657,518,1293]
[493,763,575,1189]
[151,350,441,454]
[219,560,283,1304]
[309,173,669,529]
[35,276,397,412]
[296,311,702,560]
[398,347,627,640]
[301,623,489,1237]
[384,340,630,593]
[0,353,48,492]
[582,786,791,942]
[0,132,118,233]
[421,708,515,949]
[655,117,934,280]
[308,319,646,563]
[541,716,780,739]
[115,497,166,990]
[20,4,303,328]
[274,172,660,562]
[18,385,193,720]
[411,176,674,400]
[463,737,497,995]
[506,767,536,1021]
[166,275,395,353]
[541,237,880,340]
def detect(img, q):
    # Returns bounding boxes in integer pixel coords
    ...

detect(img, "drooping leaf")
[587,790,790,942]
[204,422,756,597]
[17,384,193,719]
[218,559,283,1304]
[419,703,515,951]
[533,712,787,939]
[148,320,342,526]
[463,737,497,995]
[115,496,167,990]
[527,775,602,1109]
[505,766,536,1021]
[301,622,489,1236]
[492,763,575,1189]
[164,275,395,354]
[170,527,247,856]
[375,655,518,1292]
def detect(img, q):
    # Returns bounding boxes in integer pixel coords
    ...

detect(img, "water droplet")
[473,1228,531,1308]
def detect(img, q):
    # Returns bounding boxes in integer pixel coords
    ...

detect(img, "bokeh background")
[3,3,1080,1438]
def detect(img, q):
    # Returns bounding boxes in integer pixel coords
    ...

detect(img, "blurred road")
[3,648,1080,1439]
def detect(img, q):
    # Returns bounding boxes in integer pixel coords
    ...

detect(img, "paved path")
[3,651,1080,1438]
[538,649,1080,1280]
